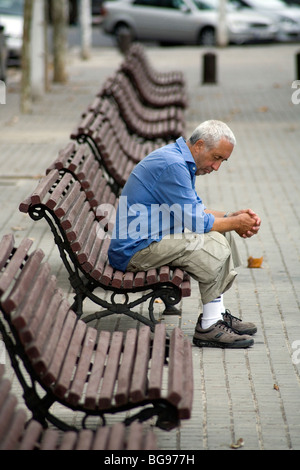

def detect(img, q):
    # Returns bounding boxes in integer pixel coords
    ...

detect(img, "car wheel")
[198,27,216,46]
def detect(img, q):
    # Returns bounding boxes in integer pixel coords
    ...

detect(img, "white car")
[101,0,278,46]
[0,0,23,65]
[230,0,300,41]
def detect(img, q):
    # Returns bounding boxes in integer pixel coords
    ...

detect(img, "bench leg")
[161,299,181,316]
[124,403,179,431]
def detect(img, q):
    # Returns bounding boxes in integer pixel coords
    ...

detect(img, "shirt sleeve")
[152,162,215,233]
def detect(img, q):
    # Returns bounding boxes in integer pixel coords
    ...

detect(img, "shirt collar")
[176,136,197,176]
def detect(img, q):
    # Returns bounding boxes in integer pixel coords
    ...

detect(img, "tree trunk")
[217,0,229,47]
[52,0,68,83]
[20,0,33,114]
[80,0,92,60]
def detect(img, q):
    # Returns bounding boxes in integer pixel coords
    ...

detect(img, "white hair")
[188,120,236,149]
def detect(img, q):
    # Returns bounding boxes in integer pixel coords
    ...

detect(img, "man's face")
[192,138,234,176]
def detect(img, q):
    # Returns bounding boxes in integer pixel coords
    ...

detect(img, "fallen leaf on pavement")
[230,438,244,449]
[247,256,263,268]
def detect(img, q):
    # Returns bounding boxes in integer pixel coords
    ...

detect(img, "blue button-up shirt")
[108,137,215,271]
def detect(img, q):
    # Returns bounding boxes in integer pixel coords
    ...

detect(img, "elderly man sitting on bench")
[108,120,261,349]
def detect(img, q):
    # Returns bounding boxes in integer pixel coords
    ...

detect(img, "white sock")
[219,294,226,314]
[201,296,223,329]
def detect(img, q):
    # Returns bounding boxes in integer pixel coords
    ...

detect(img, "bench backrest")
[126,43,185,86]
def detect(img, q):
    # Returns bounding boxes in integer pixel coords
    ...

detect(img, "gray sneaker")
[222,309,257,336]
[193,316,254,349]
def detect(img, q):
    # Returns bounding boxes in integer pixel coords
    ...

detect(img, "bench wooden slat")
[54,179,81,219]
[178,338,193,419]
[146,269,158,285]
[167,328,184,406]
[159,265,170,283]
[98,331,124,409]
[126,421,144,450]
[0,408,27,450]
[71,210,95,253]
[77,220,98,265]
[61,191,86,231]
[33,298,69,378]
[11,262,51,332]
[0,394,18,441]
[68,144,86,172]
[58,430,78,450]
[92,426,110,450]
[39,429,60,450]
[115,328,137,405]
[67,327,98,406]
[84,330,111,409]
[2,249,45,314]
[54,318,87,398]
[129,326,150,402]
[181,279,191,298]
[31,170,60,205]
[46,172,73,210]
[25,285,65,366]
[75,429,94,450]
[100,263,114,286]
[106,422,126,451]
[0,237,33,296]
[90,236,110,280]
[0,377,11,410]
[18,420,43,450]
[0,233,14,270]
[66,198,91,243]
[21,277,57,345]
[43,309,77,387]
[148,323,166,399]
[134,271,146,287]
[48,142,76,172]
[81,225,104,273]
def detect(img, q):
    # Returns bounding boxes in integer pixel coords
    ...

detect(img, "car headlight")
[228,21,249,33]
[279,16,298,27]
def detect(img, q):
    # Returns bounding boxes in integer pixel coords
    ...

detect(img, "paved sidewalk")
[1,41,300,451]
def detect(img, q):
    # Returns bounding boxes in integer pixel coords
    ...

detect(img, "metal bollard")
[117,30,132,55]
[296,52,300,81]
[202,52,217,84]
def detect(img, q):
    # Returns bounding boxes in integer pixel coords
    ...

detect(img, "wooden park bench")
[0,233,193,433]
[19,169,192,329]
[119,55,188,109]
[100,72,185,140]
[0,365,157,450]
[126,43,186,87]
[70,95,167,189]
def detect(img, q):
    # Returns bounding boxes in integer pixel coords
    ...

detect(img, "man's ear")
[195,139,204,152]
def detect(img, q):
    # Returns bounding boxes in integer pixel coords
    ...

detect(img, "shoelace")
[215,320,236,334]
[222,309,242,327]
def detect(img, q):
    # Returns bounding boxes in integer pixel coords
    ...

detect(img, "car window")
[133,0,186,9]
[0,0,24,16]
[192,0,216,10]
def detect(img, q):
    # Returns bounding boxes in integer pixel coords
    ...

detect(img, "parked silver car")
[0,0,23,65]
[230,0,300,41]
[101,0,278,46]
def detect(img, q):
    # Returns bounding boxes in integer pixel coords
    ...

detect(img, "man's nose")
[211,160,222,171]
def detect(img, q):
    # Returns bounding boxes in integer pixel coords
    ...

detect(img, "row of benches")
[0,44,193,450]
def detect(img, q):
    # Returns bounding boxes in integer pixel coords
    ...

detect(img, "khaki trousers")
[127,231,241,305]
